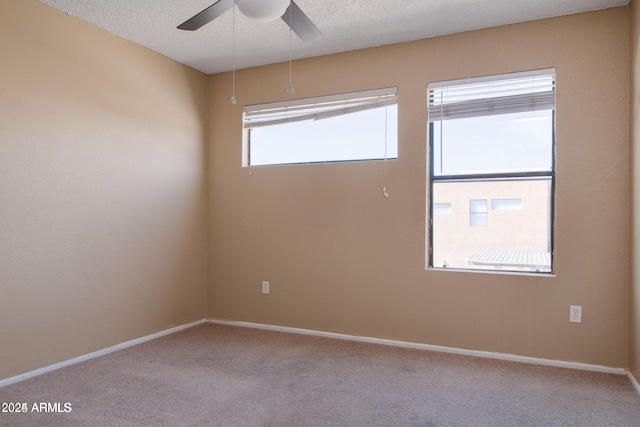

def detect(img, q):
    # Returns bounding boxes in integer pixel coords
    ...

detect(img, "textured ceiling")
[39,0,629,75]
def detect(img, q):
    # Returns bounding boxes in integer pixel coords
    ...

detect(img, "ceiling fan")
[178,0,323,43]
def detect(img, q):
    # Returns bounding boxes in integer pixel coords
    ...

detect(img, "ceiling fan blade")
[178,0,234,31]
[281,1,323,43]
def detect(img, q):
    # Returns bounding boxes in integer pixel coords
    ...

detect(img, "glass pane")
[491,199,522,210]
[470,200,487,226]
[431,178,552,273]
[433,203,452,214]
[249,105,398,166]
[432,110,553,176]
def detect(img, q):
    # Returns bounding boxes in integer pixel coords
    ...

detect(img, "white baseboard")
[3,318,633,393]
[0,319,206,388]
[628,371,640,396]
[209,319,628,376]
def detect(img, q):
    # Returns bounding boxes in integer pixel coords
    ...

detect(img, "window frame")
[427,69,556,275]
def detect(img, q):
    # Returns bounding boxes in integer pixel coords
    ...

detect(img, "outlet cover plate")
[262,281,269,295]
[570,305,582,323]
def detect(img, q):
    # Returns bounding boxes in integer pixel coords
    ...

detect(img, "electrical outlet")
[570,305,582,323]
[262,281,269,295]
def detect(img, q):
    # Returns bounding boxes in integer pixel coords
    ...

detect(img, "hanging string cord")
[231,3,237,104]
[439,89,443,173]
[383,96,390,199]
[288,5,294,94]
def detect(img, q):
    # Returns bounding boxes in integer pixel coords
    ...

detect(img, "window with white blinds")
[243,88,398,166]
[427,69,555,275]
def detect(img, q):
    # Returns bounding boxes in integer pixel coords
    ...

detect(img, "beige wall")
[631,0,640,383]
[208,8,630,368]
[0,0,208,381]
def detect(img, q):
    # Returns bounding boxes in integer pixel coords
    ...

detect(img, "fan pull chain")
[287,5,294,94]
[439,91,443,173]
[231,3,237,104]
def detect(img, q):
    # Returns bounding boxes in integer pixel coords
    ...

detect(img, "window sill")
[426,266,556,278]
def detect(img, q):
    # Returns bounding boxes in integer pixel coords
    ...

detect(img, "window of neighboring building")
[427,69,555,274]
[433,203,452,214]
[242,88,398,166]
[491,199,522,211]
[470,200,487,226]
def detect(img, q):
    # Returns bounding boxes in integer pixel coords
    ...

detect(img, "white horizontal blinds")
[429,69,555,122]
[243,87,397,129]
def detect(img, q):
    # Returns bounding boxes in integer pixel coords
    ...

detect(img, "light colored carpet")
[1,323,639,426]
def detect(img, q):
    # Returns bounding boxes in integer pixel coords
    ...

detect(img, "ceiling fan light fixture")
[235,0,291,22]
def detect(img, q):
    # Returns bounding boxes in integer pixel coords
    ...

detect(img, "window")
[491,199,522,211]
[243,88,398,166]
[433,203,452,214]
[470,200,487,227]
[428,69,555,274]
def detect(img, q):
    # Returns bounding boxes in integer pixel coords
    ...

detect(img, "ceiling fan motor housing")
[235,0,291,22]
